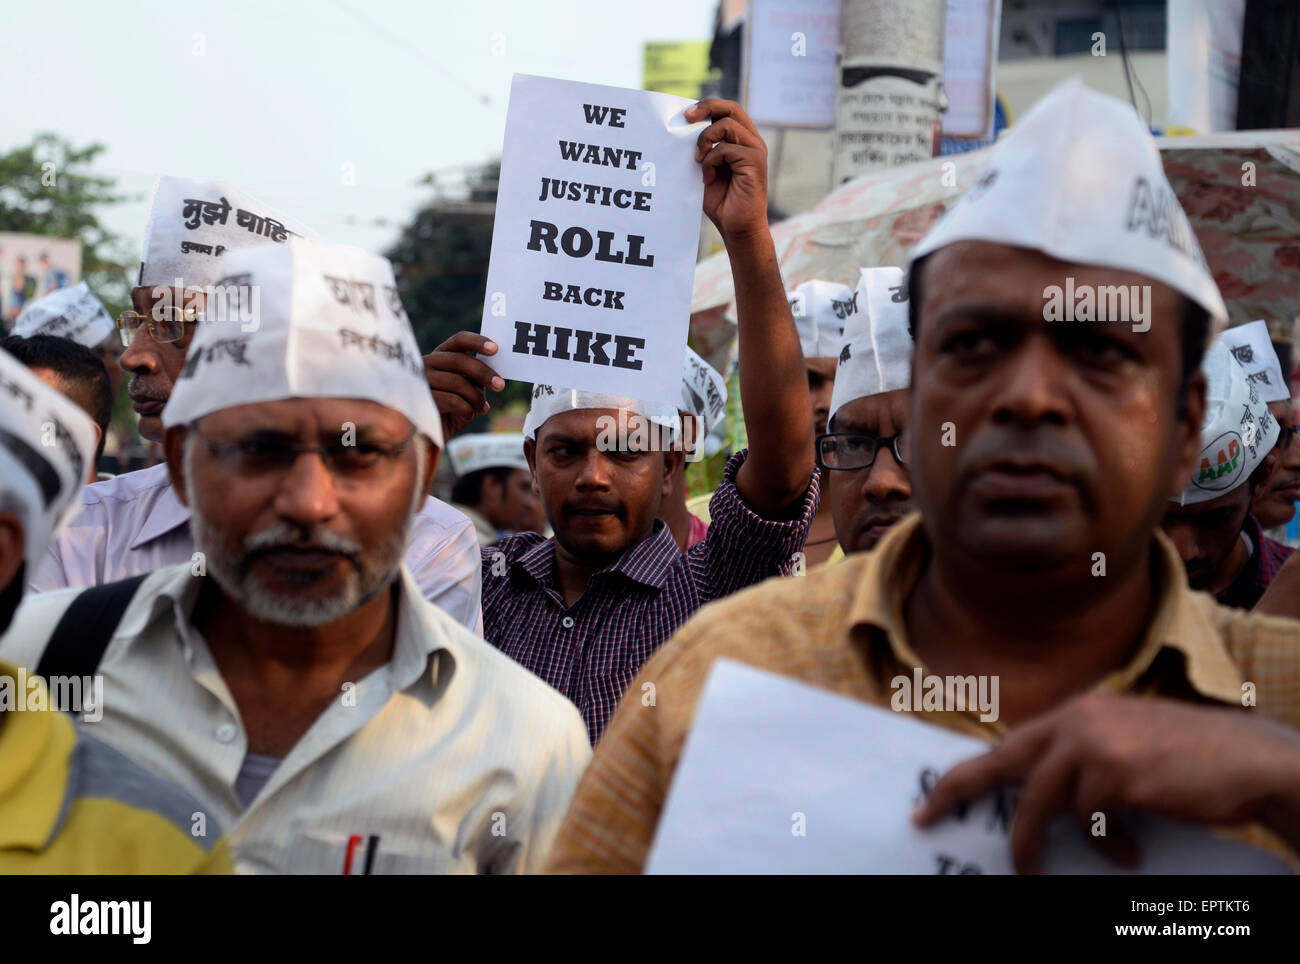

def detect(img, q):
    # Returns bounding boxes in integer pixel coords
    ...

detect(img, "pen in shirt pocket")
[342,833,381,875]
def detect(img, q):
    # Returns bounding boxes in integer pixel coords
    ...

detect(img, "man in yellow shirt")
[0,663,230,873]
[0,347,229,873]
[545,80,1300,874]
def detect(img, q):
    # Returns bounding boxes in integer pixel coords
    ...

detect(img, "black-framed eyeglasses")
[116,306,203,347]
[191,425,419,481]
[816,431,907,471]
[1280,425,1300,446]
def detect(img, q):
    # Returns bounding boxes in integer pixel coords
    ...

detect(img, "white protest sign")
[481,74,706,405]
[646,660,1291,874]
[745,0,840,129]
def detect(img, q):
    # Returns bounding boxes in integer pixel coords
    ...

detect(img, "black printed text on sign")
[480,74,705,402]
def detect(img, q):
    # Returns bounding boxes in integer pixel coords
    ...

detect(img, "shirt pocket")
[264,830,472,875]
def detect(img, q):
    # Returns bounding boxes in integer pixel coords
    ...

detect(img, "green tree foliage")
[0,133,135,312]
[386,160,532,428]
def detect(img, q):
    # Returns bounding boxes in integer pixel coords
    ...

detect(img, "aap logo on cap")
[1192,431,1244,493]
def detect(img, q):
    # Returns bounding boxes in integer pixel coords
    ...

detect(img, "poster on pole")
[941,0,1001,139]
[745,0,840,129]
[480,74,706,404]
[830,0,946,185]
[646,660,1291,874]
[0,232,82,326]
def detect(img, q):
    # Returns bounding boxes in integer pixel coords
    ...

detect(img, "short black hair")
[1,334,112,465]
[906,254,1212,416]
[451,465,517,508]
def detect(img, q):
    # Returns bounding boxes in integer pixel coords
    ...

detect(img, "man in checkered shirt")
[426,99,819,741]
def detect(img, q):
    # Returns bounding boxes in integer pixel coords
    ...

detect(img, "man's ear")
[0,512,24,599]
[1250,450,1278,502]
[422,440,440,498]
[86,424,103,484]
[1172,369,1207,496]
[162,426,191,508]
[524,438,540,495]
[662,447,685,497]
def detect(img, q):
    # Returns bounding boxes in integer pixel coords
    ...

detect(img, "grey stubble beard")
[183,436,424,628]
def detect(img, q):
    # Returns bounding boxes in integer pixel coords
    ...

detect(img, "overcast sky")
[3,0,717,270]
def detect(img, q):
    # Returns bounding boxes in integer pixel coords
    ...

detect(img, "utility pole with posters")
[831,0,946,185]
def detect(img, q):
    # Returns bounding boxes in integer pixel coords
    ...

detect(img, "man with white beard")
[30,175,485,635]
[1,239,590,874]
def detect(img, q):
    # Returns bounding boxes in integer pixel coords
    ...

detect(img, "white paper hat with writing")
[911,77,1229,332]
[448,433,528,475]
[12,283,114,349]
[523,385,680,441]
[1217,320,1289,403]
[138,174,316,289]
[680,347,728,433]
[0,349,97,565]
[829,267,913,425]
[162,239,443,448]
[1174,340,1279,506]
[788,279,855,358]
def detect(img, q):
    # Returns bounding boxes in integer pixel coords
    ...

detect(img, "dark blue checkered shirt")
[481,451,819,741]
[1215,513,1295,610]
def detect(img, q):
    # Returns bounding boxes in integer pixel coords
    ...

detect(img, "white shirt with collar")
[1,562,591,874]
[27,463,484,634]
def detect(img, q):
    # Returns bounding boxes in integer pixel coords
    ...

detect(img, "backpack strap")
[35,574,150,681]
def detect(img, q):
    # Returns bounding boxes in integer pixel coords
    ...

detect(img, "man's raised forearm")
[727,229,815,517]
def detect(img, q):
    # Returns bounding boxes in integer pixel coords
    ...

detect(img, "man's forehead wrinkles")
[541,430,595,445]
[200,399,404,434]
[929,302,1037,330]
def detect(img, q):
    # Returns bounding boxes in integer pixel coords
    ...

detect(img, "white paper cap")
[448,433,528,475]
[680,346,728,436]
[138,174,316,289]
[1218,320,1289,403]
[912,77,1229,332]
[0,349,97,566]
[12,283,114,349]
[788,279,855,358]
[523,385,680,441]
[829,267,913,425]
[162,239,443,448]
[1174,340,1279,506]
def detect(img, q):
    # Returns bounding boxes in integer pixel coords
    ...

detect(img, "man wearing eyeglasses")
[1256,406,1300,532]
[27,175,486,635]
[814,266,914,560]
[117,287,205,444]
[2,240,591,874]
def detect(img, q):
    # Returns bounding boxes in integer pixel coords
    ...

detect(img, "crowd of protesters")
[3,81,1300,875]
